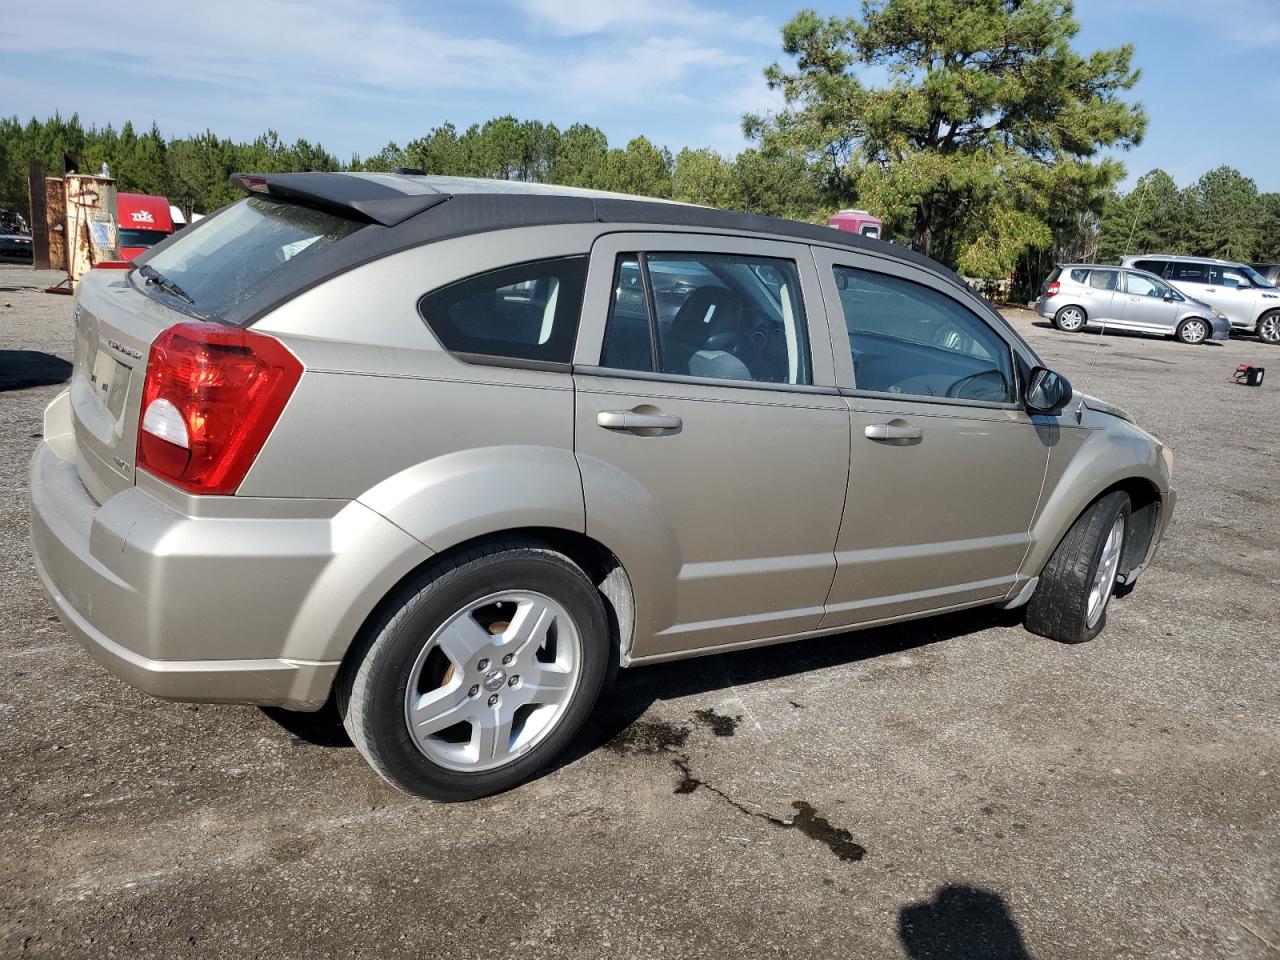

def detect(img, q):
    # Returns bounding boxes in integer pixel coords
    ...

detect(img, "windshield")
[137,196,363,321]
[119,228,170,248]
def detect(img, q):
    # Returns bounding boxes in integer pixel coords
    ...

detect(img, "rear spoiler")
[229,172,450,227]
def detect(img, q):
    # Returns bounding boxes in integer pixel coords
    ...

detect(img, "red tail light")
[1046,281,1061,296]
[137,323,302,494]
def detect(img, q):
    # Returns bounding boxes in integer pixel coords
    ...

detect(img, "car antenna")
[1075,277,1117,422]
[1074,182,1150,422]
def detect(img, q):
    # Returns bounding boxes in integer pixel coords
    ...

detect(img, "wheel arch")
[1025,452,1168,587]
[333,527,637,692]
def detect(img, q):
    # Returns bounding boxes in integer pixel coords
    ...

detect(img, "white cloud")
[0,0,789,156]
[0,0,544,100]
[511,0,777,46]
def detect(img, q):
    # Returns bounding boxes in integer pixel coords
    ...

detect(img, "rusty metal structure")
[64,173,119,284]
[28,166,120,293]
[44,176,67,274]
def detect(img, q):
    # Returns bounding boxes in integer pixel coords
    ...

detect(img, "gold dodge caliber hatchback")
[31,174,1176,800]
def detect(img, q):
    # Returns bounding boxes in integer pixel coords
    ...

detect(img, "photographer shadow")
[899,885,1033,959]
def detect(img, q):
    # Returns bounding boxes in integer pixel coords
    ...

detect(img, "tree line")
[0,113,822,229]
[3,1,1278,294]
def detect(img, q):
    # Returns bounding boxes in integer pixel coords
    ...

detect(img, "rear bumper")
[29,418,429,709]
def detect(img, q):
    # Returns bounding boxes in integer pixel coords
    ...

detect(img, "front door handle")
[597,410,682,431]
[864,422,922,442]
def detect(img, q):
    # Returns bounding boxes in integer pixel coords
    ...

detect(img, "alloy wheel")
[1181,320,1207,344]
[403,591,582,772]
[1086,514,1125,629]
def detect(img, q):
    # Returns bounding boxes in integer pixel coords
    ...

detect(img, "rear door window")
[1087,269,1119,291]
[418,257,588,365]
[1169,261,1210,284]
[600,252,811,385]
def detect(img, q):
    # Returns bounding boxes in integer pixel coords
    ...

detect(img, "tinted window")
[419,256,587,364]
[1068,268,1090,283]
[832,266,1015,404]
[1169,261,1210,284]
[141,196,363,322]
[119,228,170,248]
[601,253,811,385]
[1088,269,1118,291]
[1124,272,1169,297]
[1133,259,1170,278]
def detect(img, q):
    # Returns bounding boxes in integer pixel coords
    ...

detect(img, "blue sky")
[2,0,1278,192]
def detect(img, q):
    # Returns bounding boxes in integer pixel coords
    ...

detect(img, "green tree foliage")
[747,0,1146,276]
[672,147,738,207]
[1185,166,1261,263]
[1095,167,1279,266]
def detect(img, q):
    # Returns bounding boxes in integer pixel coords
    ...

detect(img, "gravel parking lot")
[1,262,1276,959]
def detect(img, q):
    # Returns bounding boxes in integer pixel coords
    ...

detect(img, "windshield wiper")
[139,263,195,305]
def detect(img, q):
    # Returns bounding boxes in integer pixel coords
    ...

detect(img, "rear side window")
[1133,259,1170,277]
[140,196,363,321]
[1068,268,1089,283]
[419,257,587,365]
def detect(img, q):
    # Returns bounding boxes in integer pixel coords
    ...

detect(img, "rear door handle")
[597,410,682,431]
[864,423,922,441]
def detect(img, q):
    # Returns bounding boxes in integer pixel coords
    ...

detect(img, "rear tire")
[1024,491,1131,644]
[1257,311,1280,344]
[1175,318,1209,344]
[336,541,611,801]
[1053,305,1087,332]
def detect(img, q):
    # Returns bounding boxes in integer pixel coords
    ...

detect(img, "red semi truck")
[117,192,175,259]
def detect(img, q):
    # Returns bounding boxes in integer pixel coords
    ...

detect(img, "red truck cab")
[117,193,175,260]
[826,209,883,239]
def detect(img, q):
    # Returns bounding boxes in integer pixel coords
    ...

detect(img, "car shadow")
[264,604,1026,755]
[0,350,72,391]
[899,885,1033,959]
[556,604,1025,770]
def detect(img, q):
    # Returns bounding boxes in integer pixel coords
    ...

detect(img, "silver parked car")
[1120,254,1280,344]
[30,174,1176,800]
[1035,264,1230,344]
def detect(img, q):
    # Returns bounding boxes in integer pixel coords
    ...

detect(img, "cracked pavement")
[1,265,1277,958]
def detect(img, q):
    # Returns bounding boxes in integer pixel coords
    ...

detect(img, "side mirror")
[1026,366,1072,413]
[1163,292,1180,302]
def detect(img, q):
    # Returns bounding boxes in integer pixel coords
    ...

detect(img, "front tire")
[1053,305,1087,332]
[337,542,611,801]
[1257,311,1280,344]
[1175,318,1209,345]
[1024,491,1131,644]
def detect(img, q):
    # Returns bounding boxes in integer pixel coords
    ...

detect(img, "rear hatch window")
[136,196,363,323]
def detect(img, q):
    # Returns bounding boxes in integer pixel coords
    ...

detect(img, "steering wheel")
[945,368,1009,402]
